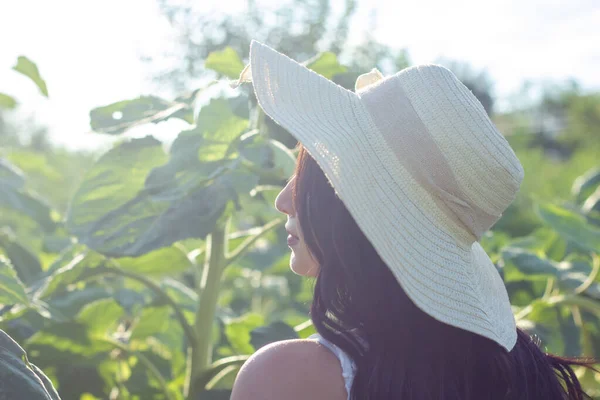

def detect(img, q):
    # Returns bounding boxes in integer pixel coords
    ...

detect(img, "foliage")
[1,47,600,400]
[0,328,60,399]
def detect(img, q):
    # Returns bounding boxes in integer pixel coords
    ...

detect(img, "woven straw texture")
[248,40,523,351]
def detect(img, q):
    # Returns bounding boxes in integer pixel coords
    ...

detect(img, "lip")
[287,234,300,246]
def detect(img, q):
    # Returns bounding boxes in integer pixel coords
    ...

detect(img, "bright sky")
[1,0,599,150]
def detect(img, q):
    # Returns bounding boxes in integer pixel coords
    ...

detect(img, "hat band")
[358,77,499,242]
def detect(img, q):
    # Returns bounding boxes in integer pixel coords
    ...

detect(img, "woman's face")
[275,176,319,277]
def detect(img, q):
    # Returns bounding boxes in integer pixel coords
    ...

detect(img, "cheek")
[289,241,319,277]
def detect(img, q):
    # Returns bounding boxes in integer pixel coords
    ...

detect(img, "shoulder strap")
[309,333,356,399]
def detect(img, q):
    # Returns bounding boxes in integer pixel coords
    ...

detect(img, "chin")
[289,251,319,277]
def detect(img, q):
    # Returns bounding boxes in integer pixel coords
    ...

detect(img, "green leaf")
[13,56,49,97]
[305,52,347,79]
[71,97,254,257]
[0,92,17,109]
[89,96,192,135]
[503,249,600,298]
[250,321,298,350]
[47,286,113,319]
[0,185,56,232]
[76,298,123,336]
[0,329,61,399]
[36,252,105,298]
[582,187,600,215]
[224,313,264,354]
[205,47,245,79]
[26,322,111,358]
[502,248,559,277]
[0,230,43,285]
[0,256,30,306]
[115,246,192,276]
[536,203,600,252]
[572,167,600,204]
[130,306,171,341]
[0,158,25,188]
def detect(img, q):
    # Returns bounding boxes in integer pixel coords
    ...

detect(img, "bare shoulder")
[230,338,347,400]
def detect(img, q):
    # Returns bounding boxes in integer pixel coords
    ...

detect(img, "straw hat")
[238,40,524,351]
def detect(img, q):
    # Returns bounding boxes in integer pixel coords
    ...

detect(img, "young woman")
[230,40,595,399]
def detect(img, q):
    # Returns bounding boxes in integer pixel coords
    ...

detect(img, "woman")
[231,41,595,399]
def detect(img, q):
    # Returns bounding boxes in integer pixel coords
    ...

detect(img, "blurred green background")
[1,0,599,399]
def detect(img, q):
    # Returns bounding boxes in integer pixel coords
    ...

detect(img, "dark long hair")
[292,146,596,399]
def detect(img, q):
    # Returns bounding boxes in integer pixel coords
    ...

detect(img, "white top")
[309,333,356,399]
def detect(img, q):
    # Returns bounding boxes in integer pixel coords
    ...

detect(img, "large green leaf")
[224,313,264,354]
[0,256,30,306]
[582,187,600,215]
[13,56,49,97]
[305,52,347,79]
[26,322,111,358]
[89,95,194,135]
[70,110,255,257]
[130,306,171,341]
[0,92,17,109]
[572,167,600,204]
[0,158,25,188]
[0,230,42,285]
[0,329,60,399]
[238,132,296,180]
[205,47,245,79]
[35,252,104,298]
[0,185,56,232]
[77,298,123,336]
[115,246,192,276]
[536,203,600,252]
[47,286,113,319]
[502,248,600,298]
[144,94,251,198]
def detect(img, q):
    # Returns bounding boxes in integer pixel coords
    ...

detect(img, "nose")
[275,177,295,216]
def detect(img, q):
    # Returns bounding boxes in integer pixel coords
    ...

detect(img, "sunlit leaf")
[0,329,60,399]
[572,167,600,204]
[0,230,42,285]
[205,47,245,79]
[224,313,264,354]
[536,203,600,252]
[582,187,600,215]
[0,256,30,306]
[502,248,600,298]
[115,246,192,276]
[36,252,105,298]
[47,286,113,319]
[130,306,171,341]
[0,185,56,232]
[26,322,111,358]
[305,52,347,79]
[77,298,123,336]
[89,96,192,135]
[0,158,25,188]
[0,92,17,109]
[13,56,49,97]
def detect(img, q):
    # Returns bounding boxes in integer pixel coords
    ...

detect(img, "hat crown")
[358,65,524,242]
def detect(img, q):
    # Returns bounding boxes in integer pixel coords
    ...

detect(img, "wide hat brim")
[248,40,517,351]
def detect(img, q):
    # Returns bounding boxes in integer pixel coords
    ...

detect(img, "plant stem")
[100,338,175,400]
[86,266,197,348]
[195,355,250,391]
[188,224,228,398]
